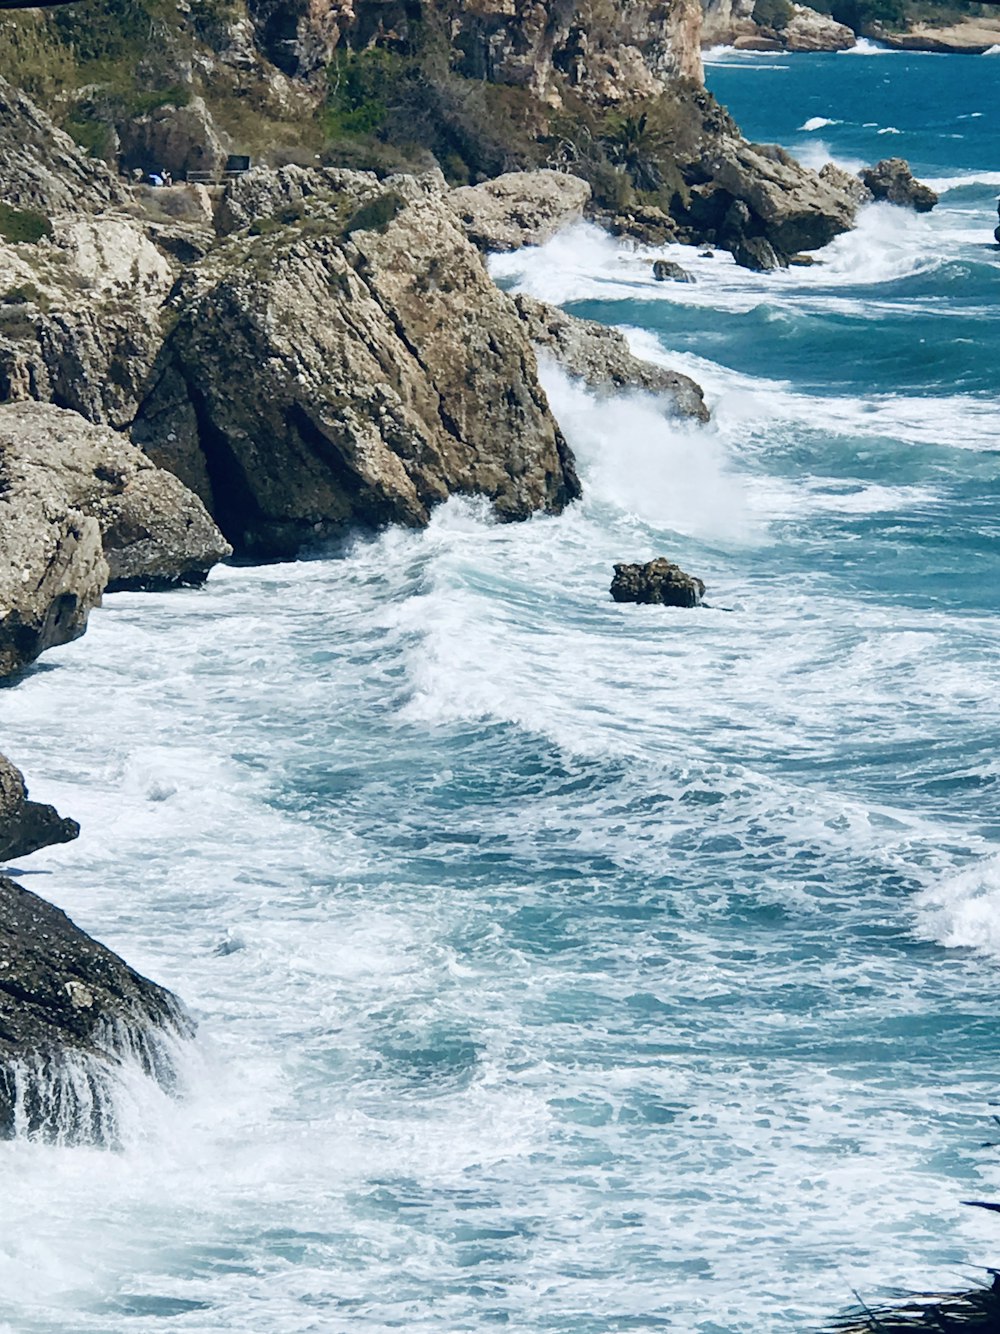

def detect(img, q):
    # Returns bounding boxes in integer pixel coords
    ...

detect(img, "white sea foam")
[878,125,902,135]
[839,37,896,53]
[800,116,841,131]
[914,857,1000,956]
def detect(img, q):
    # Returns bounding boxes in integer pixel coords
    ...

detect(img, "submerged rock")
[0,873,191,1142]
[451,171,591,252]
[610,558,705,607]
[0,754,79,863]
[0,401,230,678]
[134,188,581,557]
[514,294,709,421]
[860,159,939,212]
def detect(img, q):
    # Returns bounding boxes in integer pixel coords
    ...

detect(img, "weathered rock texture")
[0,754,79,863]
[0,215,186,430]
[0,873,191,1142]
[117,96,230,180]
[515,294,708,421]
[0,75,127,216]
[0,401,230,677]
[134,184,581,557]
[451,171,591,252]
[611,557,705,606]
[860,158,938,213]
[701,0,853,50]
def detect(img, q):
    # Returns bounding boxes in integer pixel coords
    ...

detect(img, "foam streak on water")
[1,49,1000,1334]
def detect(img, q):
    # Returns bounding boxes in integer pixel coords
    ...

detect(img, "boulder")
[451,171,591,252]
[133,188,581,557]
[0,754,79,863]
[860,158,939,212]
[0,873,191,1142]
[653,259,695,283]
[693,137,861,255]
[732,235,783,271]
[782,5,855,50]
[514,294,709,421]
[610,558,705,607]
[0,401,230,677]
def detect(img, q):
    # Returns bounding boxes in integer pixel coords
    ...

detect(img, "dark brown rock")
[0,873,191,1142]
[860,159,939,213]
[0,754,78,863]
[610,557,705,607]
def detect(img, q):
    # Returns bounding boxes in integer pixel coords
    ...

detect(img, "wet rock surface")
[515,295,709,421]
[611,558,706,607]
[0,873,191,1141]
[0,754,79,864]
[451,171,592,252]
[860,158,939,212]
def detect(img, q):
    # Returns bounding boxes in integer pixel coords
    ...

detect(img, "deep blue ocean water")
[2,48,1000,1334]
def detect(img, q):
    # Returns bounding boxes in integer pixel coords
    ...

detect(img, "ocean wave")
[800,116,842,131]
[914,856,1000,956]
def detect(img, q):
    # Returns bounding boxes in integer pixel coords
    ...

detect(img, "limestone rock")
[819,162,874,210]
[0,873,191,1142]
[117,97,229,180]
[514,294,709,421]
[215,163,381,236]
[860,158,939,212]
[0,215,178,429]
[451,171,592,252]
[134,188,581,557]
[782,5,855,50]
[610,558,705,606]
[693,137,861,255]
[0,76,126,216]
[0,402,230,677]
[0,754,79,863]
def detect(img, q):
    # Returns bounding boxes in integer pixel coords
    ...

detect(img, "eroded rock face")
[451,171,591,252]
[0,754,79,864]
[0,215,181,430]
[0,874,191,1143]
[0,401,230,677]
[514,294,709,421]
[860,158,939,212]
[134,187,581,557]
[782,4,855,50]
[0,76,126,216]
[610,557,705,606]
[117,96,230,180]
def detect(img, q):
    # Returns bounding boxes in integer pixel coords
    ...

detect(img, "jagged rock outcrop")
[860,158,938,213]
[610,557,705,606]
[451,171,591,252]
[652,259,694,282]
[685,135,861,261]
[701,0,853,50]
[0,75,126,216]
[0,873,191,1142]
[782,5,854,50]
[133,184,581,557]
[0,754,79,863]
[0,215,182,429]
[0,401,230,677]
[215,163,382,236]
[514,294,709,421]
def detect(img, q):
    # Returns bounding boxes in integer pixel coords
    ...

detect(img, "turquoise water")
[2,49,1000,1334]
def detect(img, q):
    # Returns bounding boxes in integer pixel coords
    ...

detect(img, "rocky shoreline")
[0,0,945,1142]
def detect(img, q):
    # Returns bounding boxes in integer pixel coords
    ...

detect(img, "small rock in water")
[731,236,782,272]
[859,158,938,212]
[610,558,705,607]
[699,249,715,258]
[652,259,695,283]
